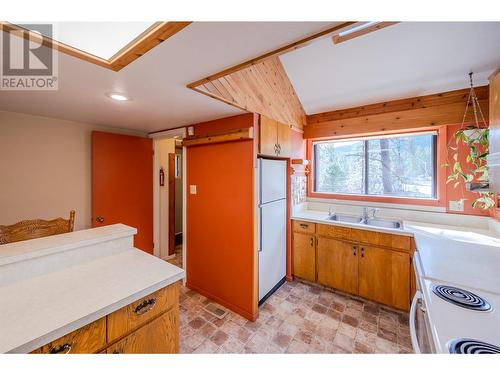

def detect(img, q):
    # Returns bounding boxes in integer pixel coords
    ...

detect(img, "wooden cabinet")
[291,219,415,311]
[107,307,179,354]
[42,318,106,354]
[107,284,178,342]
[358,245,410,310]
[317,237,358,295]
[292,232,316,282]
[32,282,180,354]
[259,115,291,158]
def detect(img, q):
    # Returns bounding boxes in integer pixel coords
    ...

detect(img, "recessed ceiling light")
[106,92,131,101]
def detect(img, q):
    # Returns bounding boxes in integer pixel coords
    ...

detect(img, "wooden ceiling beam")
[332,22,399,44]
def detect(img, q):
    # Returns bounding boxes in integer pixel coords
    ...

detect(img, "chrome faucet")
[362,207,379,221]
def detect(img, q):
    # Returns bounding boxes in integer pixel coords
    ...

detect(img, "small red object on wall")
[159,167,165,186]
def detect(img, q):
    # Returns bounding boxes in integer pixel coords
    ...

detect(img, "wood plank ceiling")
[190,56,307,129]
[304,86,490,139]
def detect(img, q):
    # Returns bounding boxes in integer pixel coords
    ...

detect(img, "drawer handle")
[361,247,365,257]
[134,298,157,315]
[49,343,72,354]
[310,237,314,246]
[112,349,123,354]
[300,224,309,229]
[352,245,357,256]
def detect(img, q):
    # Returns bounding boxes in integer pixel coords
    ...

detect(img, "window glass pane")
[366,134,435,198]
[314,140,365,194]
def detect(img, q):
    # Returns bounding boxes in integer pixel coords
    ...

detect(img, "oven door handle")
[409,290,423,354]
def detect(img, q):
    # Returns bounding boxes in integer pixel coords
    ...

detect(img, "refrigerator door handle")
[259,206,263,252]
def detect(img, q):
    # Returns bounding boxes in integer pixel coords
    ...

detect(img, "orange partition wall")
[185,133,257,320]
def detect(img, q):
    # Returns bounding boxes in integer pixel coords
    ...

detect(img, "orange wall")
[185,114,258,320]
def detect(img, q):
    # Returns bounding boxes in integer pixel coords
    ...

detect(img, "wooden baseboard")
[185,282,258,322]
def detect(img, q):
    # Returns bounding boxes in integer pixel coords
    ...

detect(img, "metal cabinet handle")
[134,298,157,315]
[352,245,357,256]
[300,223,309,229]
[310,237,314,247]
[112,349,123,354]
[361,247,365,257]
[49,343,72,354]
[96,216,104,223]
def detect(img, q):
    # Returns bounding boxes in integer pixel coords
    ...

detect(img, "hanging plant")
[444,73,496,210]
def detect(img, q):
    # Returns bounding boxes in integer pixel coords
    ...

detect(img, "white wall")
[0,111,144,230]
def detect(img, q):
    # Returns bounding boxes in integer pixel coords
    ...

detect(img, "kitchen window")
[312,132,437,199]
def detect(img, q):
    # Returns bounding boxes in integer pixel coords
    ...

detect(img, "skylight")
[15,22,156,60]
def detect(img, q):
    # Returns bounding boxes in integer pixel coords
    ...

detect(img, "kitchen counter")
[292,209,500,239]
[0,224,185,353]
[292,209,414,236]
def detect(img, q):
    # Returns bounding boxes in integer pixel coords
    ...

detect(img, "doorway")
[152,128,186,269]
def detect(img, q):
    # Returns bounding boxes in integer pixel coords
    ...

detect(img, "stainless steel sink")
[326,214,363,224]
[363,218,402,229]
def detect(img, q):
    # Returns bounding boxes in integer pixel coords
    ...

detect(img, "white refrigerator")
[258,158,287,303]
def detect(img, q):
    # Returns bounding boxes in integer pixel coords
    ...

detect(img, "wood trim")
[187,22,357,88]
[0,22,191,72]
[182,127,254,147]
[168,153,176,257]
[332,22,399,44]
[307,86,489,124]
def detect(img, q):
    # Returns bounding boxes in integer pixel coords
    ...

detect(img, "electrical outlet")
[449,200,464,212]
[190,185,197,195]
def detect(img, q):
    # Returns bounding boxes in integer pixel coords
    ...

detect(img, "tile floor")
[179,280,413,354]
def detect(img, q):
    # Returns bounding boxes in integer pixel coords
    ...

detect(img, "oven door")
[409,291,435,353]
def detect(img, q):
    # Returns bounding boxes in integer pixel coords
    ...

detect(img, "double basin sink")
[326,214,403,230]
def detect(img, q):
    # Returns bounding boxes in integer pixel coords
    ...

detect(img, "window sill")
[308,192,443,207]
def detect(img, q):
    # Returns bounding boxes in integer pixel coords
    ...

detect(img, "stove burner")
[449,339,500,354]
[432,285,491,311]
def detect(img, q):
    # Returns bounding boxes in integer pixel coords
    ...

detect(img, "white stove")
[411,226,500,354]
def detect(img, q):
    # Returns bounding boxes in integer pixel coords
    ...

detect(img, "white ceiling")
[1,22,499,132]
[0,22,333,132]
[280,22,500,115]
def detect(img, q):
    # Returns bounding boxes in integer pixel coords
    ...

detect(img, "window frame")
[306,127,447,207]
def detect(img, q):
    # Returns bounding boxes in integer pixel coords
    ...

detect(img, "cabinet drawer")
[107,308,179,354]
[107,283,179,342]
[317,223,351,239]
[293,220,316,234]
[42,317,106,354]
[353,228,411,251]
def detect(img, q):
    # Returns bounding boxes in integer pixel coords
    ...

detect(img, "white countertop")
[292,209,500,239]
[292,209,414,236]
[0,225,185,353]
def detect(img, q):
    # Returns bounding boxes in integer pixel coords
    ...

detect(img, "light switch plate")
[190,185,197,195]
[449,200,464,212]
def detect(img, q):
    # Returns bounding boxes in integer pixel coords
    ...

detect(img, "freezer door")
[260,158,287,204]
[259,199,286,301]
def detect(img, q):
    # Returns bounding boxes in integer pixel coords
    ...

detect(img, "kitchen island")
[0,224,185,354]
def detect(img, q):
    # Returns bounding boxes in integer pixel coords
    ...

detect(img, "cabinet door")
[358,245,410,310]
[107,307,179,354]
[317,237,358,295]
[292,233,316,282]
[277,121,291,158]
[259,115,278,156]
